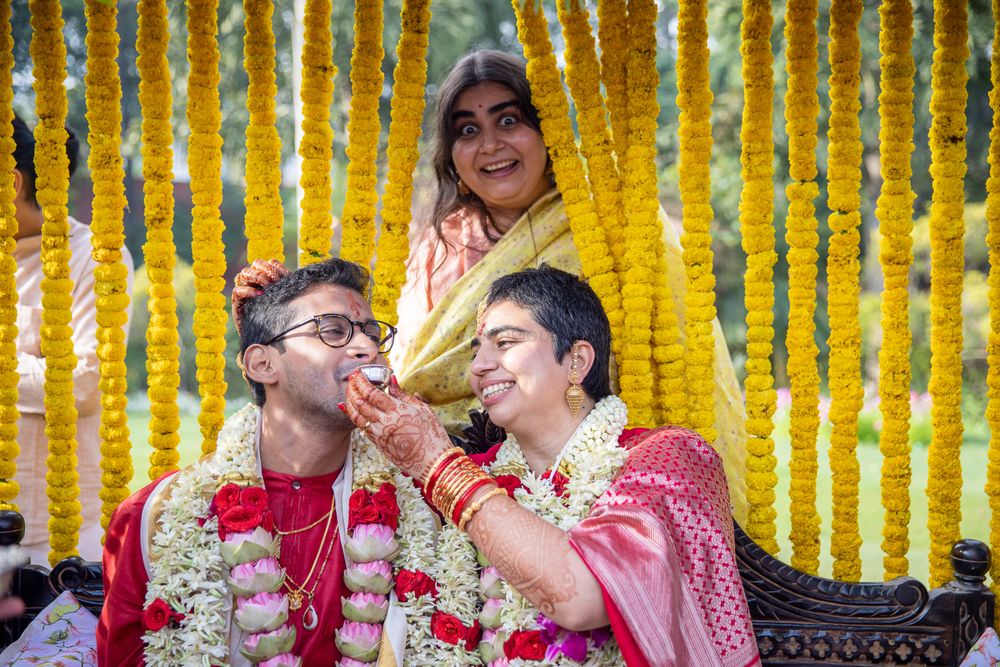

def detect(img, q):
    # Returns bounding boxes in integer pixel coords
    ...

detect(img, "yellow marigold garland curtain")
[31,0,81,564]
[340,0,384,265]
[926,0,968,589]
[84,0,133,530]
[597,0,628,167]
[988,0,1000,602]
[739,0,778,555]
[0,1,19,513]
[618,0,674,428]
[510,0,625,417]
[557,0,625,278]
[372,0,432,326]
[243,0,286,264]
[875,0,916,581]
[825,0,864,583]
[783,0,822,576]
[186,0,228,456]
[676,0,717,443]
[137,0,182,481]
[297,0,335,266]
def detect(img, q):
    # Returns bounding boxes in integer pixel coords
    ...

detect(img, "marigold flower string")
[298,0,335,266]
[31,0,81,564]
[597,0,628,163]
[875,0,915,581]
[511,0,626,417]
[0,2,18,512]
[926,0,968,588]
[616,0,679,427]
[676,0,717,441]
[783,0,822,575]
[987,0,1000,602]
[186,0,228,456]
[739,0,778,554]
[137,0,181,480]
[557,0,625,279]
[85,0,133,529]
[339,0,384,265]
[243,0,285,263]
[825,0,864,583]
[372,0,431,326]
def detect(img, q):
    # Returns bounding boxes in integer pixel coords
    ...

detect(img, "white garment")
[12,215,134,564]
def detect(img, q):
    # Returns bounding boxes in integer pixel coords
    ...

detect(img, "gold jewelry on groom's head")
[565,343,585,417]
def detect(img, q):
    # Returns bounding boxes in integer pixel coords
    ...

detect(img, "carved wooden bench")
[0,411,992,665]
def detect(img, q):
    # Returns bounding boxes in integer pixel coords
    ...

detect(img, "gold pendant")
[287,589,304,611]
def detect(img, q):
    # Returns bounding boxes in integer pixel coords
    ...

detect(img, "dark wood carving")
[0,414,994,666]
[738,524,994,665]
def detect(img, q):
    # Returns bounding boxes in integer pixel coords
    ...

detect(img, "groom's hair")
[484,265,612,400]
[240,258,372,405]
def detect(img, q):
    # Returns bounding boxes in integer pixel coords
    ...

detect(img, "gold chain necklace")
[277,493,336,631]
[274,506,334,536]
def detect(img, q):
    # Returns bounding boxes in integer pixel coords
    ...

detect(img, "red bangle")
[451,478,494,526]
[424,451,463,503]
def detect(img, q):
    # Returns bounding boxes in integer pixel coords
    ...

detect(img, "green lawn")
[769,412,989,584]
[125,400,990,586]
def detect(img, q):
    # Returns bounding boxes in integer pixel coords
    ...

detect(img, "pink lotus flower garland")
[212,482,300,666]
[337,483,406,666]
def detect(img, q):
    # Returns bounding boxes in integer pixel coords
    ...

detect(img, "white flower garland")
[431,396,630,666]
[349,430,440,663]
[144,403,259,665]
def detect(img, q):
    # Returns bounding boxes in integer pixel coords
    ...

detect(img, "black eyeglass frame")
[263,313,397,353]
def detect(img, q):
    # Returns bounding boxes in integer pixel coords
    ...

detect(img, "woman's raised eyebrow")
[451,99,519,123]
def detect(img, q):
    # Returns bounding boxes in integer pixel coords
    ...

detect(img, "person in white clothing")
[10,115,135,564]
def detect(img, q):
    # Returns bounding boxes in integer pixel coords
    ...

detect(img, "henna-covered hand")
[468,495,575,615]
[344,372,452,482]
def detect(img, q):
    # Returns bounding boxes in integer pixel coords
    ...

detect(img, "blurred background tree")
[7,0,996,417]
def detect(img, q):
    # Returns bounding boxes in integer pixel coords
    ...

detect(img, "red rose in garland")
[218,505,263,537]
[493,474,524,497]
[143,598,183,632]
[541,470,570,497]
[210,483,241,515]
[464,619,482,651]
[371,482,400,530]
[239,486,269,512]
[504,629,546,660]
[431,610,471,646]
[395,569,438,600]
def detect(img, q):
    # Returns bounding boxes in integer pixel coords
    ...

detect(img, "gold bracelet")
[435,460,490,519]
[439,469,481,520]
[458,486,509,532]
[423,446,464,487]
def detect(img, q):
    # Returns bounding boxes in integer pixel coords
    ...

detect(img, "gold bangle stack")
[458,486,509,532]
[430,455,492,527]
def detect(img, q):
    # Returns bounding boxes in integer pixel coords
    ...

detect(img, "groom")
[98,258,429,666]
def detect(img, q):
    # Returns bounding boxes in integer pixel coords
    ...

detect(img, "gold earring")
[565,345,584,417]
[457,178,470,196]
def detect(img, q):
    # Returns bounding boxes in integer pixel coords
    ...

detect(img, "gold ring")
[363,421,373,438]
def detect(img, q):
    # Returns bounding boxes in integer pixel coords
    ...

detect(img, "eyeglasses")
[264,313,396,353]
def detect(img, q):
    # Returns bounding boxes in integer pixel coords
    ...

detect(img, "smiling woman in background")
[394,50,749,519]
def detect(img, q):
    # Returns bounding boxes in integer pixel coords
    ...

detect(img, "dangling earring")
[457,178,470,196]
[565,344,585,417]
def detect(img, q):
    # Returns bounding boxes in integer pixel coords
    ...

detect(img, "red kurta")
[98,468,347,666]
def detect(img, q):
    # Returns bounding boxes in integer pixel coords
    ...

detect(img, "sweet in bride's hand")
[344,371,453,483]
